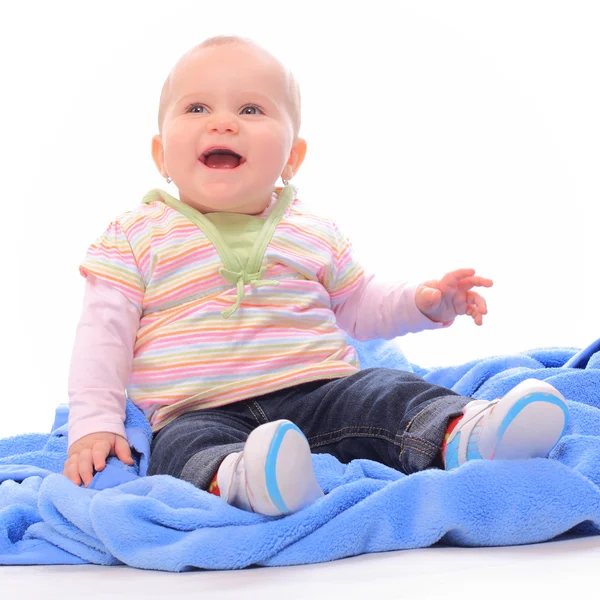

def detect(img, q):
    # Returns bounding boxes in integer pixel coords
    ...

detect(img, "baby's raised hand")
[415,268,493,326]
[63,431,134,488]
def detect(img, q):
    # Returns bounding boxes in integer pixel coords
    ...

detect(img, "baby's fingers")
[78,448,95,488]
[468,291,488,315]
[466,291,487,325]
[64,455,82,486]
[114,436,135,466]
[466,304,483,326]
[458,275,494,291]
[92,441,111,473]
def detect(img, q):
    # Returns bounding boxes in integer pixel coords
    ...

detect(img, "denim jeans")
[147,368,471,490]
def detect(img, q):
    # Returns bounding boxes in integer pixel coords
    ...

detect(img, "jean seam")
[245,402,263,425]
[398,401,440,465]
[400,436,439,452]
[401,446,437,458]
[308,425,394,441]
[400,439,437,458]
[307,426,396,448]
[252,400,268,423]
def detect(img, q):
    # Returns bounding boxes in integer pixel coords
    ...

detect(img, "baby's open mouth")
[199,147,245,169]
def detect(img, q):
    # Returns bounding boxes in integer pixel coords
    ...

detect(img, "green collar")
[141,185,296,318]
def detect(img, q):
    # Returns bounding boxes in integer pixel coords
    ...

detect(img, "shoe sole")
[244,420,323,516]
[479,379,569,460]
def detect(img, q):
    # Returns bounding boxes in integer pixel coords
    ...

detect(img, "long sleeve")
[333,272,450,341]
[67,275,141,448]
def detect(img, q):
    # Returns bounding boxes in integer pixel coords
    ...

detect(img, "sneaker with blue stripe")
[444,378,569,470]
[217,419,324,516]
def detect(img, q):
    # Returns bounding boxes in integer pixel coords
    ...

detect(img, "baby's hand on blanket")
[63,432,134,487]
[415,268,493,326]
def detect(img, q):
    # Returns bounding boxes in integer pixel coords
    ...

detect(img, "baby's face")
[153,44,303,214]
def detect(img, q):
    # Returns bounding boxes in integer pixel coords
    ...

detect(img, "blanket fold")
[1,336,599,570]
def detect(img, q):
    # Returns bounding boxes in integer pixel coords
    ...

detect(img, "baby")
[64,36,569,516]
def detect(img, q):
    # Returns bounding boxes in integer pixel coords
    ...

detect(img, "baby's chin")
[183,182,275,214]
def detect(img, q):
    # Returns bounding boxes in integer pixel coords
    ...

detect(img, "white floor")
[2,534,598,600]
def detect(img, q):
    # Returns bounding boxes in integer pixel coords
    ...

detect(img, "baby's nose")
[206,114,238,134]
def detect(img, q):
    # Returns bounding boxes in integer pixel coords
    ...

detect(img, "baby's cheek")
[260,131,292,164]
[165,129,200,166]
[258,122,292,147]
[166,125,193,148]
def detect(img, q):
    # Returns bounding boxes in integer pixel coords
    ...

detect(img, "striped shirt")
[80,187,365,432]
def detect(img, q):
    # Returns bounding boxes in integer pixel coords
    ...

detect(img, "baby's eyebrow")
[174,93,203,106]
[174,91,276,107]
[238,91,274,105]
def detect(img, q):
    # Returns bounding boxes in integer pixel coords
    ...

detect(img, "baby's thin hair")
[157,35,301,139]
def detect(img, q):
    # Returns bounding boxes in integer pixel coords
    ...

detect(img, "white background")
[1,0,598,438]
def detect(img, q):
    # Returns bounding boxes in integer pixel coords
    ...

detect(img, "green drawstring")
[219,266,279,318]
[141,185,296,319]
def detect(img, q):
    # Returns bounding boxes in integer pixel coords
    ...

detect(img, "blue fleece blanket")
[1,337,600,570]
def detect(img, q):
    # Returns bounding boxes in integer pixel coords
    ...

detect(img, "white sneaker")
[217,420,324,516]
[444,378,569,470]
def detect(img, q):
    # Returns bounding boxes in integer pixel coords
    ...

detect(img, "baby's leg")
[147,407,253,490]
[265,369,568,475]
[147,404,322,517]
[268,368,471,475]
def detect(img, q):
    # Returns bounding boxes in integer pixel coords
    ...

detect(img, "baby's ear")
[151,135,166,176]
[287,137,307,178]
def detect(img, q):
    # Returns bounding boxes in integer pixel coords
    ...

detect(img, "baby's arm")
[334,272,449,340]
[321,219,448,340]
[64,275,140,486]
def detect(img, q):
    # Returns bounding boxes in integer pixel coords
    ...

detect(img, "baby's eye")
[188,103,207,114]
[240,105,263,115]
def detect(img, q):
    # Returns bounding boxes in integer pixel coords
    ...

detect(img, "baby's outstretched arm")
[324,220,459,339]
[333,273,453,340]
[65,275,140,487]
